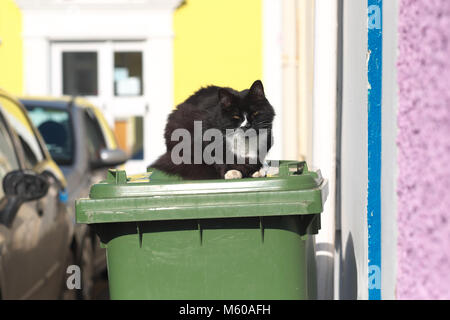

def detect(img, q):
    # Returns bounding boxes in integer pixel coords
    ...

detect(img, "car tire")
[77,235,95,300]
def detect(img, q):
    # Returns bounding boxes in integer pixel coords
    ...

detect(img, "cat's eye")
[253,111,259,116]
[233,115,240,120]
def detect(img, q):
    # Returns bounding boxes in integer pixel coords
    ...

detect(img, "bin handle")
[277,161,307,177]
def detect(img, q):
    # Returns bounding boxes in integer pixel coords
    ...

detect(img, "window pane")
[0,112,20,199]
[114,116,143,160]
[83,109,107,161]
[114,52,143,96]
[26,106,74,166]
[63,52,98,96]
[0,97,44,169]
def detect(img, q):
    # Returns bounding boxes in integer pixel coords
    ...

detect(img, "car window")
[26,106,74,166]
[91,107,118,149]
[0,111,20,199]
[0,96,44,169]
[83,108,107,161]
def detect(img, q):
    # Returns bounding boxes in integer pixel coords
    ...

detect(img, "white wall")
[312,0,338,300]
[262,0,283,160]
[339,0,369,299]
[381,0,398,300]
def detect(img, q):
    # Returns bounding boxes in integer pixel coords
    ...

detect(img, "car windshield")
[25,105,74,166]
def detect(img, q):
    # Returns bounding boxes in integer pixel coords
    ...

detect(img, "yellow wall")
[0,0,23,95]
[173,0,262,106]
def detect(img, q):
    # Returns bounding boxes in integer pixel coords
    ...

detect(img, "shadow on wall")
[314,242,334,300]
[340,232,358,299]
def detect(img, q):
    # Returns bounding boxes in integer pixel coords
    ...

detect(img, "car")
[0,88,72,299]
[20,96,127,299]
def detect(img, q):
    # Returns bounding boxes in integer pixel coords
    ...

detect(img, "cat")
[222,80,275,179]
[150,80,275,180]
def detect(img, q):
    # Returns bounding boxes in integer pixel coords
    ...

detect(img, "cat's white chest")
[225,129,267,160]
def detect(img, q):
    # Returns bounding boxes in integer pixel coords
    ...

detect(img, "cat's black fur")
[150,80,275,180]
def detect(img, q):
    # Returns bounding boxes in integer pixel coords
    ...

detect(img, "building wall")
[397,0,450,299]
[0,0,23,94]
[1,0,263,108]
[381,0,398,300]
[338,1,368,299]
[339,0,369,299]
[173,0,263,106]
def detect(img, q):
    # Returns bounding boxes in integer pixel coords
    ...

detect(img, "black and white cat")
[150,80,275,180]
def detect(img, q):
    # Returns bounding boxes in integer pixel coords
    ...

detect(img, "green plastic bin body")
[76,161,328,300]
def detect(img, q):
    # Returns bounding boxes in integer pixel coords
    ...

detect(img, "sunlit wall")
[173,0,263,106]
[396,0,450,299]
[0,0,23,95]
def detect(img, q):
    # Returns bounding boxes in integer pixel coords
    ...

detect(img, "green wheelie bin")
[76,160,328,300]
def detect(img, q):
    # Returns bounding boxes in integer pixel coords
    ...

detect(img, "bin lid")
[76,160,328,224]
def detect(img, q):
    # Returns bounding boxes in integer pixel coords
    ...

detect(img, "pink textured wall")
[397,0,450,299]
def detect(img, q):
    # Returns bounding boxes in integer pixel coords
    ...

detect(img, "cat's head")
[217,88,246,130]
[240,80,275,130]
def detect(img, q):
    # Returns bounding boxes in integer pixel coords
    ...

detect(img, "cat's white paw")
[252,167,268,178]
[252,171,262,178]
[225,170,243,179]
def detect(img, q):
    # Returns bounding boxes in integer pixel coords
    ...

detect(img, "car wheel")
[77,236,95,300]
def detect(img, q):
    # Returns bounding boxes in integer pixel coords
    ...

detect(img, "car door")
[0,95,70,299]
[0,108,46,299]
[82,107,109,270]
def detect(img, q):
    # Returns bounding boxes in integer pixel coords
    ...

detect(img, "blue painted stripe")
[367,0,382,300]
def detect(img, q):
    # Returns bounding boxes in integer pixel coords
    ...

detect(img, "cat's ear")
[249,80,265,100]
[218,89,233,108]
